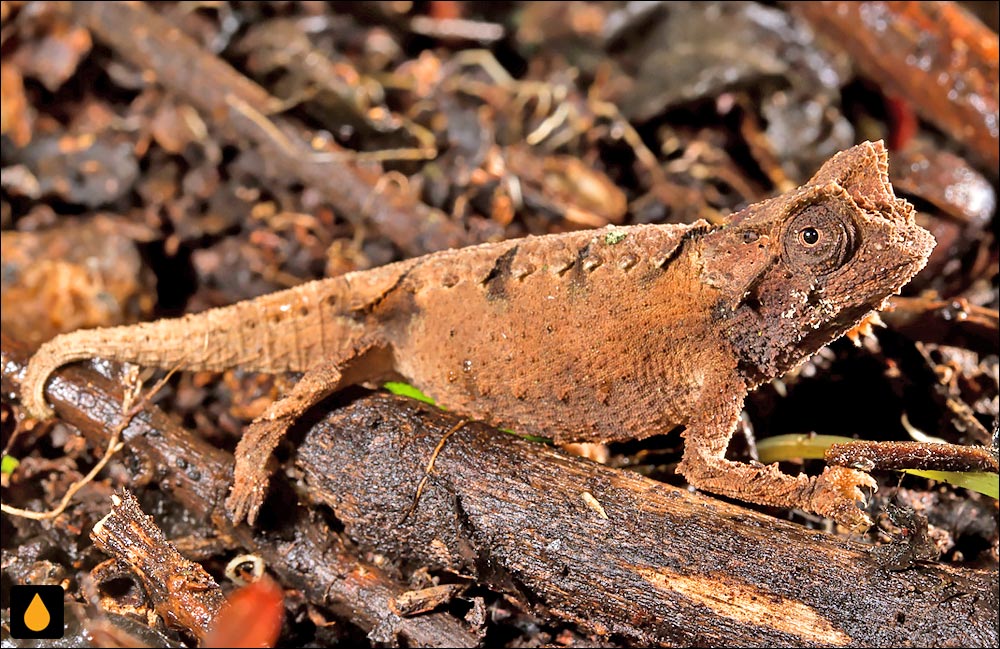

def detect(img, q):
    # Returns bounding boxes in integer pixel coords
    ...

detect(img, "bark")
[1,334,479,648]
[297,393,999,647]
[90,489,226,641]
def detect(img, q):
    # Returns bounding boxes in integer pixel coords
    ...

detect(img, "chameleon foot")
[803,466,877,531]
[679,452,877,530]
[226,417,286,525]
[226,475,269,527]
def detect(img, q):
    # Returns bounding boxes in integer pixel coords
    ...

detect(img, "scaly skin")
[22,141,934,526]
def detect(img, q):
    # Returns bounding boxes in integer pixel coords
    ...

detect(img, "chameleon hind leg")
[227,343,392,525]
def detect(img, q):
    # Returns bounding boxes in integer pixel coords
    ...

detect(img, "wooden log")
[0,334,479,648]
[297,393,999,647]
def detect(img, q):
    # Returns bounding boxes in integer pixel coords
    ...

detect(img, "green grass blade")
[756,434,856,463]
[902,470,998,499]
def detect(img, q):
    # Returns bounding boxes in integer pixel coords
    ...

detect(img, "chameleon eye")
[800,227,820,246]
[783,203,857,274]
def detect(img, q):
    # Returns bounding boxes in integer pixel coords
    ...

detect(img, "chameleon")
[21,140,935,528]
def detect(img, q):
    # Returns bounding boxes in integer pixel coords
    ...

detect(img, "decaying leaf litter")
[1,2,997,647]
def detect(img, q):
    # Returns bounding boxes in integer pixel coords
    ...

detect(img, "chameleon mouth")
[850,217,935,302]
[881,207,936,286]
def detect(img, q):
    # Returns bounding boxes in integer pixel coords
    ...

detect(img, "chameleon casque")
[22,141,935,528]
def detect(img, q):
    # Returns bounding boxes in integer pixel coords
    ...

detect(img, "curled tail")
[22,261,415,420]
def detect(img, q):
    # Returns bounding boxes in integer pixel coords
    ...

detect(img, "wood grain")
[298,393,999,647]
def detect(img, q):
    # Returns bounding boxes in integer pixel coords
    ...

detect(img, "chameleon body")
[22,141,935,527]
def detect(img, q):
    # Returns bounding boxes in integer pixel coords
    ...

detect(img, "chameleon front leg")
[677,392,876,530]
[227,343,391,525]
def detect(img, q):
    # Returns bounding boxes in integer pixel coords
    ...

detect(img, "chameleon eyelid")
[783,205,856,274]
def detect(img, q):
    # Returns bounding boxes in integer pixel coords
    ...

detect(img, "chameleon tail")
[20,274,389,420]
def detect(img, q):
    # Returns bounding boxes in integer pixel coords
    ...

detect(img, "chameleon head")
[702,140,936,384]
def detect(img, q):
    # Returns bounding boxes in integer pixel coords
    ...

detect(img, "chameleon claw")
[227,455,271,526]
[807,466,877,531]
[227,454,273,526]
[226,482,265,527]
[226,416,289,525]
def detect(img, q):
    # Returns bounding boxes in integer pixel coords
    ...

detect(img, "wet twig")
[90,489,227,641]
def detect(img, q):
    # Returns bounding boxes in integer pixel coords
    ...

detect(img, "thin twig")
[1,365,181,520]
[401,419,468,522]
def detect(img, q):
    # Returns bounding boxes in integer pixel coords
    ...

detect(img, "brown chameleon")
[21,141,935,528]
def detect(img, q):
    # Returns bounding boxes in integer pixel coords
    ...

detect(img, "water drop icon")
[24,593,50,632]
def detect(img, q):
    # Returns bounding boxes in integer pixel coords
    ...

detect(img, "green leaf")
[903,470,999,499]
[383,382,438,406]
[504,430,553,444]
[1,455,19,475]
[382,383,552,442]
[756,434,854,463]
